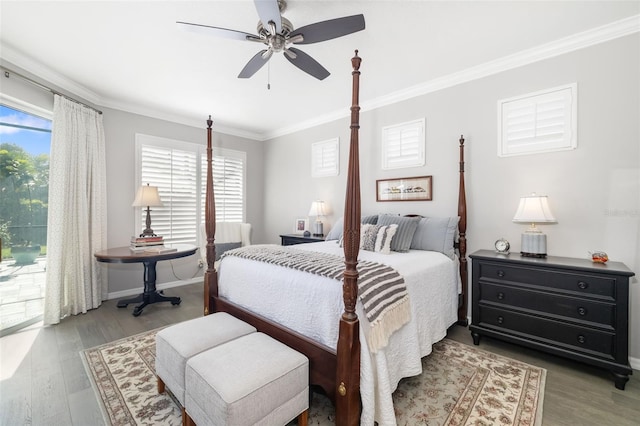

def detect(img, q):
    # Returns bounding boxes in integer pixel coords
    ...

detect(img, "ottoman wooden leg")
[185,411,196,426]
[157,376,165,394]
[298,409,308,426]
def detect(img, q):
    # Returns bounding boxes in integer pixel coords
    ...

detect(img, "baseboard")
[630,356,640,371]
[106,277,202,300]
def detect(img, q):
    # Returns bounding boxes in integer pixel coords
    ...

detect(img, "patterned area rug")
[82,329,545,425]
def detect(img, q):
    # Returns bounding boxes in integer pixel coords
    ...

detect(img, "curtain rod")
[1,66,103,115]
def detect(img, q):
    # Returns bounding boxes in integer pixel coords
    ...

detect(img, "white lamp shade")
[132,184,163,207]
[308,200,326,217]
[513,194,556,223]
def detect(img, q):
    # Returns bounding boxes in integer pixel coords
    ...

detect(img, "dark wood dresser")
[279,234,325,246]
[469,249,635,389]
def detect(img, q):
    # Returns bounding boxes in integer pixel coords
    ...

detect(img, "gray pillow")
[410,216,459,259]
[325,215,379,241]
[215,242,242,261]
[376,215,420,252]
[325,218,344,241]
[362,214,378,225]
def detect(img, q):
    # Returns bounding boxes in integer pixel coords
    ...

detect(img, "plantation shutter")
[200,148,245,223]
[381,119,425,170]
[140,145,198,244]
[136,135,245,245]
[311,138,339,177]
[498,83,577,157]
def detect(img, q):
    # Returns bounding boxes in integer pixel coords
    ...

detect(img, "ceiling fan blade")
[177,21,259,42]
[254,0,282,34]
[290,14,365,45]
[238,50,271,78]
[284,47,330,80]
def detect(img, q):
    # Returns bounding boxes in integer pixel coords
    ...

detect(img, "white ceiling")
[1,1,638,140]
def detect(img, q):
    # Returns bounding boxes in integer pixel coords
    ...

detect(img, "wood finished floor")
[1,282,638,425]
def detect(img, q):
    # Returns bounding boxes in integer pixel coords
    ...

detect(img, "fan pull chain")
[267,61,271,90]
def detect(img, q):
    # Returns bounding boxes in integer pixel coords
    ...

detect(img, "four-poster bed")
[202,51,468,425]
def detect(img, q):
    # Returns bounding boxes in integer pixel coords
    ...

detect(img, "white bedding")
[218,241,459,425]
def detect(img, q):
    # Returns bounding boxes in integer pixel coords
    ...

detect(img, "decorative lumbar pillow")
[376,215,420,252]
[410,216,459,259]
[373,224,398,254]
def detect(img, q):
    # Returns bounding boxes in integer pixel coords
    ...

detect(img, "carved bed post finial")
[457,135,468,325]
[336,49,362,426]
[204,116,218,316]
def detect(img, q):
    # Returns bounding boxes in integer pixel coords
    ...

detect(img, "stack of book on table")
[130,236,177,253]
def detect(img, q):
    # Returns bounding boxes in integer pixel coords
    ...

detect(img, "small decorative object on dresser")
[469,249,635,390]
[294,218,308,235]
[494,238,510,254]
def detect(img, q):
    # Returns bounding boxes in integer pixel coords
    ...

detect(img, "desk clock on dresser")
[469,249,635,390]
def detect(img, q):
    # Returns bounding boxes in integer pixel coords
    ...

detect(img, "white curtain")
[44,95,107,325]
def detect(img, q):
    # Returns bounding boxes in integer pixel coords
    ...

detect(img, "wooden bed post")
[203,115,217,316]
[457,135,468,325]
[336,50,362,426]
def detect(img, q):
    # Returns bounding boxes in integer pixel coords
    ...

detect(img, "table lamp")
[132,183,163,237]
[308,200,326,237]
[513,193,556,257]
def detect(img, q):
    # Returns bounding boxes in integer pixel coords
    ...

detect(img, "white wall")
[263,34,640,361]
[101,109,265,294]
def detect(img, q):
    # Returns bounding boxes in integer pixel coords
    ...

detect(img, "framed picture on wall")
[376,175,433,202]
[294,218,309,234]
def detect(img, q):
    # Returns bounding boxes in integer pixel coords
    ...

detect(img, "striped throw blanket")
[221,245,411,352]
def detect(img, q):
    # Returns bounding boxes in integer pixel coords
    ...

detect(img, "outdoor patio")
[0,257,45,336]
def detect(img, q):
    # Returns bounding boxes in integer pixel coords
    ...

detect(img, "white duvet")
[218,241,459,425]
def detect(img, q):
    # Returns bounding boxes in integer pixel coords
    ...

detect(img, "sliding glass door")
[0,104,51,336]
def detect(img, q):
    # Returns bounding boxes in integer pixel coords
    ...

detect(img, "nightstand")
[280,234,325,246]
[469,249,635,390]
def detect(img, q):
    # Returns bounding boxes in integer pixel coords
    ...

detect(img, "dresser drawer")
[477,262,616,301]
[478,282,616,329]
[478,305,616,360]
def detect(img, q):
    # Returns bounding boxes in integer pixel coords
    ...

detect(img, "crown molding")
[2,14,638,142]
[264,14,640,140]
[1,43,102,106]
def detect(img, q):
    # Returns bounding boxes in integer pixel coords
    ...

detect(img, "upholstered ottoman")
[184,332,309,426]
[156,312,257,422]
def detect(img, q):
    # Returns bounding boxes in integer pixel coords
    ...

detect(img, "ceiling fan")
[177,0,365,80]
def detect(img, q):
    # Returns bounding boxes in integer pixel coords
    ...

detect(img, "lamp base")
[139,229,158,238]
[313,221,324,238]
[520,252,547,258]
[520,231,547,257]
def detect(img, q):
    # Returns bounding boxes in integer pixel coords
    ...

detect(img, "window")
[135,134,245,244]
[381,118,425,170]
[311,138,339,177]
[498,83,577,157]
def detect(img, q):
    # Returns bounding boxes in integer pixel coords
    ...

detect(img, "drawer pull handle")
[577,281,589,290]
[577,307,587,316]
[577,335,586,344]
[497,292,505,300]
[497,270,505,278]
[497,316,504,325]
